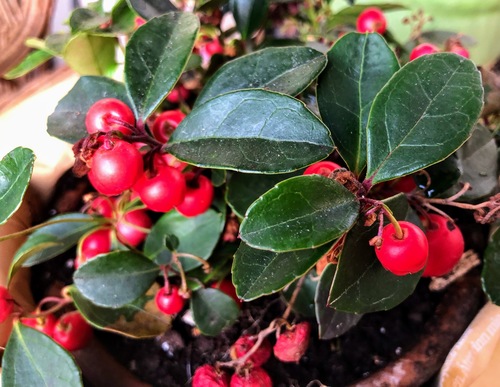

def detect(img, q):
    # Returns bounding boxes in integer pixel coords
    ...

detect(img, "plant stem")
[381,204,403,239]
[282,275,306,320]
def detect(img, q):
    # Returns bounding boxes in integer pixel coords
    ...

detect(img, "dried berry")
[230,335,271,367]
[230,367,272,387]
[273,322,311,363]
[192,364,229,387]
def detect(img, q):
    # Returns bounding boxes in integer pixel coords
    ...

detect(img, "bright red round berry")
[155,286,185,315]
[375,221,429,276]
[409,43,440,61]
[77,228,112,268]
[273,321,311,363]
[88,139,144,196]
[151,110,186,143]
[192,364,230,387]
[176,172,214,217]
[52,311,93,351]
[116,209,152,247]
[230,335,271,367]
[303,161,342,177]
[167,85,190,104]
[388,175,417,193]
[422,214,464,277]
[356,7,387,34]
[230,367,272,387]
[21,314,57,336]
[85,98,135,136]
[0,286,15,323]
[449,44,470,58]
[86,196,115,218]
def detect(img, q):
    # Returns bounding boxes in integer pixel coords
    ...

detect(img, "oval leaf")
[127,0,177,20]
[482,228,500,305]
[240,175,360,252]
[2,323,82,387]
[196,46,327,107]
[191,288,240,336]
[47,76,130,144]
[167,90,334,173]
[0,147,35,225]
[74,251,159,308]
[3,50,53,80]
[282,273,318,318]
[125,12,200,120]
[366,53,483,184]
[317,32,400,175]
[232,242,329,301]
[229,0,269,40]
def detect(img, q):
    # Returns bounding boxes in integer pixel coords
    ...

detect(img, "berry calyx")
[85,98,135,136]
[52,311,93,351]
[409,43,440,61]
[230,335,272,367]
[273,321,311,363]
[375,221,429,276]
[303,161,342,177]
[21,314,57,336]
[176,172,214,217]
[0,286,15,323]
[356,7,387,34]
[115,209,152,247]
[151,110,186,143]
[422,214,465,277]
[155,286,186,315]
[210,279,242,307]
[230,367,272,387]
[192,364,230,387]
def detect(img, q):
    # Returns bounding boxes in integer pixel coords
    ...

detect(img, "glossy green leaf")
[483,228,500,305]
[70,284,172,338]
[2,323,82,387]
[74,251,159,308]
[240,175,359,252]
[69,8,109,32]
[329,194,422,313]
[191,288,240,336]
[3,50,53,80]
[47,76,130,144]
[144,209,224,271]
[0,147,35,225]
[127,0,177,20]
[229,0,269,40]
[282,273,318,318]
[110,0,136,34]
[317,32,399,175]
[195,46,327,107]
[315,264,362,340]
[63,34,118,76]
[366,53,483,185]
[226,171,301,218]
[9,214,98,282]
[167,90,334,173]
[233,242,329,300]
[125,12,199,120]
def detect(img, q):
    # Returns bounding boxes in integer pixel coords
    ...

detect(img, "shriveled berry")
[273,321,311,363]
[230,335,271,367]
[192,364,229,387]
[230,367,272,387]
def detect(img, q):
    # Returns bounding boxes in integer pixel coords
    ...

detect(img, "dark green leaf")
[229,0,269,40]
[63,34,118,76]
[211,169,226,187]
[2,323,82,387]
[144,209,224,270]
[9,214,98,281]
[233,242,329,300]
[3,50,53,80]
[191,288,240,336]
[196,46,327,107]
[74,251,159,308]
[226,171,301,218]
[317,32,399,175]
[70,285,172,338]
[69,8,109,32]
[125,12,199,120]
[483,228,500,305]
[315,264,362,339]
[282,273,318,318]
[167,90,334,173]
[0,147,35,225]
[366,53,483,185]
[240,175,359,252]
[329,194,422,313]
[110,0,136,34]
[47,76,130,144]
[127,0,177,20]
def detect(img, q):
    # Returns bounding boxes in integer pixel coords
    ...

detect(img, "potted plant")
[0,1,498,386]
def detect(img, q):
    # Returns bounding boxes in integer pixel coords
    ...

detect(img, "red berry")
[230,335,271,367]
[273,321,311,363]
[176,172,214,217]
[88,139,144,196]
[52,311,93,351]
[192,364,230,387]
[356,7,387,34]
[230,367,272,387]
[116,209,152,247]
[422,214,464,277]
[210,279,243,307]
[449,44,470,58]
[375,221,429,276]
[303,161,342,177]
[151,110,186,143]
[21,314,57,336]
[167,85,189,104]
[77,228,112,268]
[86,196,115,218]
[133,164,186,213]
[154,152,188,171]
[85,98,135,136]
[0,286,15,323]
[155,286,185,315]
[388,175,417,193]
[409,43,440,61]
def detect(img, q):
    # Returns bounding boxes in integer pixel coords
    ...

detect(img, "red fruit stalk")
[273,321,311,363]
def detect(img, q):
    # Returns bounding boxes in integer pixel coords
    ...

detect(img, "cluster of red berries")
[192,321,311,387]
[409,41,469,61]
